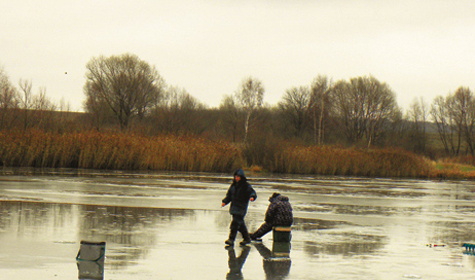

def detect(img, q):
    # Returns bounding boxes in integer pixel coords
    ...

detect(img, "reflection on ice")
[79,205,195,268]
[295,203,424,217]
[226,246,251,280]
[0,201,196,269]
[254,242,292,280]
[303,233,386,257]
[427,221,475,245]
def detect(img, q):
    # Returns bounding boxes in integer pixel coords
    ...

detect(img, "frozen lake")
[1,168,475,279]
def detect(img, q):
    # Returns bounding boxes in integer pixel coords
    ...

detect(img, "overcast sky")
[2,0,475,112]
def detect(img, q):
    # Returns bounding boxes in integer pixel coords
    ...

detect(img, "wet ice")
[1,168,475,279]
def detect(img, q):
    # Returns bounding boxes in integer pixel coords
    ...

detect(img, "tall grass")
[428,156,475,179]
[2,129,472,179]
[268,143,433,178]
[0,129,243,172]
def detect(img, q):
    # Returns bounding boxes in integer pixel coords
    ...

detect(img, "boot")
[225,230,237,246]
[239,239,251,246]
[239,229,251,246]
[249,233,261,242]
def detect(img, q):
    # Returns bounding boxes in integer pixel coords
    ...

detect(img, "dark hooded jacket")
[264,193,293,226]
[222,169,257,216]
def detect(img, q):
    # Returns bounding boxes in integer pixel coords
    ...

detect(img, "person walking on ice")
[222,169,257,246]
[250,192,293,241]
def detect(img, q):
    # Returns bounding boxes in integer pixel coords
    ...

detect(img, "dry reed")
[268,144,433,178]
[0,129,243,172]
[1,129,470,179]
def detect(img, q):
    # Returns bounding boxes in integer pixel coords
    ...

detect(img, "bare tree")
[18,79,34,130]
[235,77,264,142]
[219,94,243,142]
[84,53,165,129]
[0,68,19,130]
[18,79,57,130]
[155,85,205,134]
[459,88,475,155]
[55,97,74,133]
[34,87,58,129]
[278,86,310,138]
[408,97,428,125]
[431,95,459,155]
[310,75,332,145]
[432,87,475,156]
[406,97,429,153]
[448,87,472,155]
[333,76,399,147]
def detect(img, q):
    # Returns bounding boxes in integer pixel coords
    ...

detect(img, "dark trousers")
[229,214,250,241]
[252,222,273,238]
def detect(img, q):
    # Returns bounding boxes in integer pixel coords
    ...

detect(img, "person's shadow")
[225,246,251,280]
[254,242,292,280]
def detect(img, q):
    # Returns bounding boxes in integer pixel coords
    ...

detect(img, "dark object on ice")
[463,243,475,254]
[426,243,445,247]
[251,193,293,241]
[76,241,106,261]
[273,226,292,243]
[76,240,106,280]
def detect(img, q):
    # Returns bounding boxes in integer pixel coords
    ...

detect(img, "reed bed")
[0,130,243,172]
[268,144,433,178]
[2,129,474,179]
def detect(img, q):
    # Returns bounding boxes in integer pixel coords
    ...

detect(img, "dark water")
[1,168,475,279]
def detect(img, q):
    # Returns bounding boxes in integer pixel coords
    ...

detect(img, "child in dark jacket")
[250,192,293,240]
[222,169,257,246]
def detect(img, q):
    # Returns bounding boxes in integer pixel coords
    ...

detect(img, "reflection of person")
[222,169,257,246]
[251,193,293,240]
[225,246,251,280]
[254,242,291,280]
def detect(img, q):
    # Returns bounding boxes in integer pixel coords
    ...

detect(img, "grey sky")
[2,0,475,112]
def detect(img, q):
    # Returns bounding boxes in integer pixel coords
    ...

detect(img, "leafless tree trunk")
[448,87,475,156]
[0,68,19,130]
[431,96,459,155]
[311,76,332,145]
[18,79,33,130]
[406,97,429,153]
[235,77,264,142]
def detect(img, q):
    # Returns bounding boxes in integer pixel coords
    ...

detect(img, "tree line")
[1,53,475,161]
